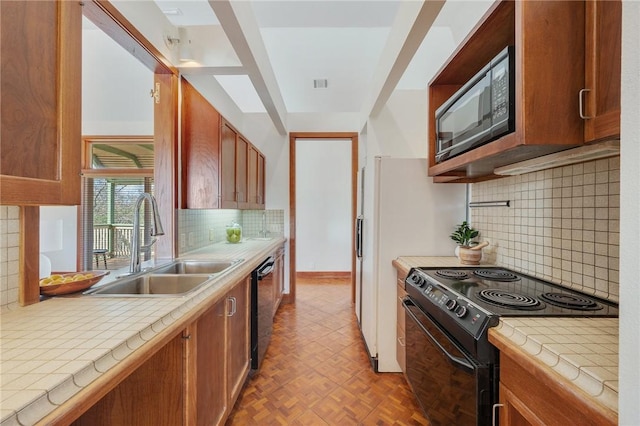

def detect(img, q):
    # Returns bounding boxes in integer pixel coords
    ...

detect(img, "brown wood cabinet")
[396,270,408,373]
[583,0,621,143]
[247,147,266,209]
[226,277,251,409]
[257,153,266,208]
[72,332,185,426]
[272,245,285,316]
[181,78,221,209]
[428,0,586,182]
[236,136,249,209]
[185,276,250,425]
[0,0,82,205]
[185,298,227,426]
[73,275,250,426]
[220,120,238,208]
[491,330,617,426]
[219,119,265,210]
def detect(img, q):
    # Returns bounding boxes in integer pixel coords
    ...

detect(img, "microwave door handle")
[402,299,475,373]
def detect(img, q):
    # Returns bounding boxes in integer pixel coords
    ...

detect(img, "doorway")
[288,132,358,304]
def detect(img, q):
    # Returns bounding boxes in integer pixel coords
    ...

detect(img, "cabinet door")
[247,145,259,209]
[181,78,221,209]
[584,0,621,143]
[73,333,185,426]
[193,300,227,426]
[273,248,284,316]
[257,153,265,208]
[0,0,82,205]
[220,121,238,208]
[226,277,250,410]
[236,136,249,209]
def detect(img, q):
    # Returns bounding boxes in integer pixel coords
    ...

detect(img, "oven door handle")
[403,299,474,373]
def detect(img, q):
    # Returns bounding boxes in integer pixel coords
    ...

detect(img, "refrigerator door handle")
[355,215,363,259]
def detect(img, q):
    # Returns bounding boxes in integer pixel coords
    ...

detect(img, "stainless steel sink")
[152,259,242,275]
[85,274,211,297]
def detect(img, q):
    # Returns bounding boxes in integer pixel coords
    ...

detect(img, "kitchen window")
[80,137,154,271]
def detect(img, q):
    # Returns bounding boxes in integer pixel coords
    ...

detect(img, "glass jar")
[225,222,242,243]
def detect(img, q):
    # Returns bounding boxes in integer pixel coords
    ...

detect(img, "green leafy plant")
[450,221,479,247]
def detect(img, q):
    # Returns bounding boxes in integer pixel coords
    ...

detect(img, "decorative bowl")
[39,270,110,296]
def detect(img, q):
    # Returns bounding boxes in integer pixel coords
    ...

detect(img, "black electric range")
[402,266,618,426]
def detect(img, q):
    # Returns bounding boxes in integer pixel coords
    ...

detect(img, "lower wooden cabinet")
[72,333,185,426]
[496,350,616,426]
[272,246,285,316]
[73,275,251,426]
[226,277,251,408]
[185,297,227,426]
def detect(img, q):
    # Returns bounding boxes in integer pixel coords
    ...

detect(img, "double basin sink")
[84,259,244,297]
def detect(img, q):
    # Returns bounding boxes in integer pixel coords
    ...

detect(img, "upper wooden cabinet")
[181,78,221,209]
[0,0,82,205]
[428,0,587,182]
[236,135,249,209]
[247,146,266,209]
[583,0,621,143]
[182,81,265,210]
[220,120,239,208]
[219,119,265,210]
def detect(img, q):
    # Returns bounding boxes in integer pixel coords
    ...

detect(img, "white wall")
[295,139,352,271]
[619,1,640,423]
[39,206,78,273]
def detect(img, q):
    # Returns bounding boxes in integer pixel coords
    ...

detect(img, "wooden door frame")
[287,132,359,305]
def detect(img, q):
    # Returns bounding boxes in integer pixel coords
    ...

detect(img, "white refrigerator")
[355,157,467,372]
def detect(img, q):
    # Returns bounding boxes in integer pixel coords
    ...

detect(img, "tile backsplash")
[470,157,620,302]
[178,209,284,254]
[1,206,20,310]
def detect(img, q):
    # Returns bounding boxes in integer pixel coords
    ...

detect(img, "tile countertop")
[0,237,285,426]
[393,256,619,415]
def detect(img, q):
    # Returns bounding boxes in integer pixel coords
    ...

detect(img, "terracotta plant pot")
[458,246,482,265]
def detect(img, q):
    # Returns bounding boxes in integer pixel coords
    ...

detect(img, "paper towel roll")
[39,254,52,279]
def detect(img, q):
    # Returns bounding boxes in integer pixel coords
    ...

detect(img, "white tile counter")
[393,256,619,415]
[0,238,285,425]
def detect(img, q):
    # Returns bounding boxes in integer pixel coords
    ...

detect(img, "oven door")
[402,298,493,426]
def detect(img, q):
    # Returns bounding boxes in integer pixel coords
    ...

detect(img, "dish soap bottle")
[226,222,242,243]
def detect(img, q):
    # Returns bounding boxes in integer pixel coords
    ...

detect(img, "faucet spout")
[129,193,164,275]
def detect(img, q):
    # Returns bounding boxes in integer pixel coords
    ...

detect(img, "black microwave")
[435,46,515,163]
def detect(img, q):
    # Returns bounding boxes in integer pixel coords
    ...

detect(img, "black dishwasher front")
[250,256,275,372]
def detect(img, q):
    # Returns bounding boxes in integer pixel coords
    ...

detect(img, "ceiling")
[146,0,493,133]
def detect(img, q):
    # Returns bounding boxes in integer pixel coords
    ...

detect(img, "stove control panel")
[405,268,498,340]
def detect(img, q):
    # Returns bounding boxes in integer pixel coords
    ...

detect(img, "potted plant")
[450,221,485,265]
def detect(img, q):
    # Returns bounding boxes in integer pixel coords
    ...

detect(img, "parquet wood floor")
[226,278,430,425]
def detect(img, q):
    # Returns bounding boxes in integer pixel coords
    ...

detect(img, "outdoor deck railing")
[93,224,139,257]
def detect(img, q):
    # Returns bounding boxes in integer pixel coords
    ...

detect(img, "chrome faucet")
[259,211,269,238]
[129,193,165,275]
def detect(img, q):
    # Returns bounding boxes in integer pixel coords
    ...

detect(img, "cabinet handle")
[579,88,591,119]
[227,296,237,316]
[492,403,504,426]
[397,336,405,347]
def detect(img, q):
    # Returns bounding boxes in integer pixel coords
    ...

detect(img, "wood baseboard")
[296,271,351,280]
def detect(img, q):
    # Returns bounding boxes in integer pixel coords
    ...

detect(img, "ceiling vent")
[161,8,183,16]
[313,79,328,89]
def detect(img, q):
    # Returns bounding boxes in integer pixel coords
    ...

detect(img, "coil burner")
[539,292,602,311]
[435,270,470,280]
[473,269,519,282]
[478,289,544,310]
